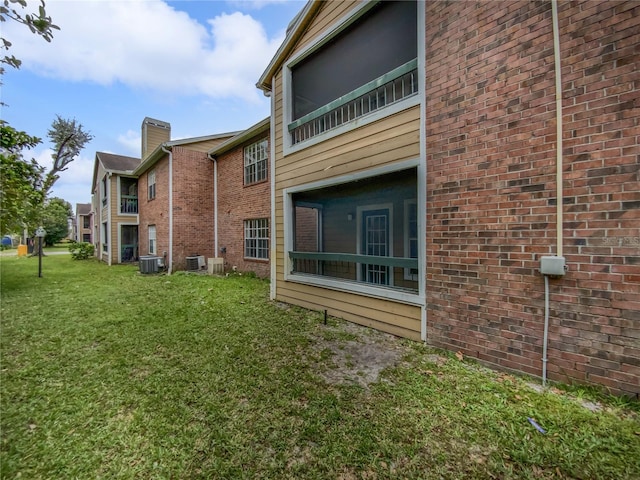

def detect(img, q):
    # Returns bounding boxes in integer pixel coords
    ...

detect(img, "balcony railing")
[120,195,138,214]
[289,59,419,145]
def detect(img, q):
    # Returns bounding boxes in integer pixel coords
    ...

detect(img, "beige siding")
[181,137,233,153]
[272,4,422,339]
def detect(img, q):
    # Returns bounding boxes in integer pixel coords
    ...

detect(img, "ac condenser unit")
[139,256,160,274]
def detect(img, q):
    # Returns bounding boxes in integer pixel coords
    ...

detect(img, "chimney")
[141,117,171,160]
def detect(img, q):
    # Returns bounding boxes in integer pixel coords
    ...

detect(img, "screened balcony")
[288,168,419,295]
[120,177,138,214]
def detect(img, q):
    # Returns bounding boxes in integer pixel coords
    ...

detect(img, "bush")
[68,241,94,260]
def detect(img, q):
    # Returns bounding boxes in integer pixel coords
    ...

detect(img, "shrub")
[68,241,94,260]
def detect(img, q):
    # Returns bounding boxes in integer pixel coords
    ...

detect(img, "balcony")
[289,59,418,145]
[120,195,138,214]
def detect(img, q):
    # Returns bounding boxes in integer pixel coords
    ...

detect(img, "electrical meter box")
[540,256,567,276]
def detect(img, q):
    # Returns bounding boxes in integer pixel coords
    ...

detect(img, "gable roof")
[257,1,322,92]
[133,131,240,176]
[76,203,91,215]
[208,117,270,158]
[96,152,140,172]
[91,151,141,192]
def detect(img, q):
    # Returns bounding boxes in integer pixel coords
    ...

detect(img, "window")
[101,176,108,206]
[83,216,90,228]
[148,170,156,200]
[82,233,91,242]
[244,219,269,260]
[148,225,156,255]
[286,166,419,301]
[101,222,108,252]
[287,0,418,146]
[244,139,268,185]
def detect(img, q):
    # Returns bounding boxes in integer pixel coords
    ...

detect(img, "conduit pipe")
[541,0,565,387]
[162,145,173,274]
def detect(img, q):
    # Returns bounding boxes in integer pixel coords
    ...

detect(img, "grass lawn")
[1,255,638,479]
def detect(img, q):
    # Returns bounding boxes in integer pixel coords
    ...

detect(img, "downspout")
[207,153,219,257]
[268,86,277,301]
[162,145,173,274]
[542,0,565,387]
[417,0,427,342]
[107,173,112,266]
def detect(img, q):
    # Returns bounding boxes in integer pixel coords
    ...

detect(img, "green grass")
[1,255,639,479]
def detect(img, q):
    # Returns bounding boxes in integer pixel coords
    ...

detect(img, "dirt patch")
[309,320,414,389]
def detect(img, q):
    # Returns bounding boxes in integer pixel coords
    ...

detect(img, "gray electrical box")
[540,256,567,276]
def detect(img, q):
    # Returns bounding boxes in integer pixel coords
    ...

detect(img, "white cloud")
[32,149,94,208]
[117,130,142,156]
[4,0,284,102]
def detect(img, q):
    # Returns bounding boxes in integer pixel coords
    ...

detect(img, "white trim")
[116,176,138,217]
[282,1,420,156]
[356,203,394,287]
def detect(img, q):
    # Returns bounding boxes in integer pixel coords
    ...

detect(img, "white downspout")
[268,83,277,301]
[162,145,173,274]
[212,155,219,256]
[542,0,564,387]
[107,173,112,266]
[417,0,427,342]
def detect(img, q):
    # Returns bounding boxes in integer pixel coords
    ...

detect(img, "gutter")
[161,145,173,274]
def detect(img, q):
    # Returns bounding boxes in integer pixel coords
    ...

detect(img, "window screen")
[291,0,417,120]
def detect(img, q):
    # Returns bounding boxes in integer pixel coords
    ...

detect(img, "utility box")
[540,256,567,276]
[208,257,224,275]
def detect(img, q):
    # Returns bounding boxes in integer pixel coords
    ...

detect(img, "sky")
[2,0,306,213]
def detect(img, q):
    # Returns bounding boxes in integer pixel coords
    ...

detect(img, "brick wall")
[425,0,639,396]
[215,135,271,278]
[171,147,216,269]
[138,160,170,266]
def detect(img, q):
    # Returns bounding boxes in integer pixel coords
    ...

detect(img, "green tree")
[0,124,45,234]
[1,0,59,76]
[0,117,93,236]
[41,197,71,246]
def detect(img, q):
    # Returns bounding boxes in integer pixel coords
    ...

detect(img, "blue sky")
[2,0,305,211]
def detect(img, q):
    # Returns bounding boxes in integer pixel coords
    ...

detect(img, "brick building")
[258,0,639,396]
[133,118,239,272]
[209,118,271,278]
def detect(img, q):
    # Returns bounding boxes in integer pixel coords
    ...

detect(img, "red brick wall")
[138,159,170,266]
[216,135,271,278]
[425,1,639,396]
[171,147,216,269]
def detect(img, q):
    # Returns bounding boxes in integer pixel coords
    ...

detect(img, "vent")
[139,255,160,274]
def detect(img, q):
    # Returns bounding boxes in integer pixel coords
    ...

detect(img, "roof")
[76,203,91,215]
[257,1,322,92]
[96,152,140,172]
[91,151,141,192]
[208,117,270,158]
[132,131,241,175]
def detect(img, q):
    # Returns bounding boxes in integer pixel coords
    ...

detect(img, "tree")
[1,0,59,76]
[42,116,93,198]
[0,117,93,236]
[41,197,71,246]
[0,124,45,234]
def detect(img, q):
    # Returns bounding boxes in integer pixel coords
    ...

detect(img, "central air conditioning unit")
[139,255,160,274]
[186,255,205,271]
